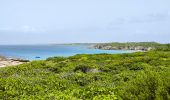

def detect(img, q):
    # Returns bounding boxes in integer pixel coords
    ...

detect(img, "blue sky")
[0,0,170,44]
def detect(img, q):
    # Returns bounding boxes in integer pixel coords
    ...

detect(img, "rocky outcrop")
[94,45,154,51]
[8,58,30,62]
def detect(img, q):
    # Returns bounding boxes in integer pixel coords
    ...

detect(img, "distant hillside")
[94,42,170,51]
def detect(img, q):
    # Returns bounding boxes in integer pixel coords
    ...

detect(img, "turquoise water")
[0,45,132,61]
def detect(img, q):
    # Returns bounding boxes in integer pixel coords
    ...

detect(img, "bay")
[0,44,133,60]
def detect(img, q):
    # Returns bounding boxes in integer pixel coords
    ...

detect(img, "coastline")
[93,42,158,51]
[0,56,29,68]
[1,42,162,67]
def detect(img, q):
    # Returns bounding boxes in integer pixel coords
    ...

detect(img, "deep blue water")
[0,45,133,61]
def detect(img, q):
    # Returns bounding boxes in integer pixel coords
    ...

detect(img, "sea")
[0,44,133,61]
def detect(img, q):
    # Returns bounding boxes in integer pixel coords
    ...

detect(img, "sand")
[0,56,29,68]
[0,60,24,68]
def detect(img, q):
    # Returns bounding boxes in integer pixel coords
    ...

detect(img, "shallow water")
[0,44,133,60]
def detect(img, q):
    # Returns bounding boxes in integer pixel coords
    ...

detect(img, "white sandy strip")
[0,60,23,68]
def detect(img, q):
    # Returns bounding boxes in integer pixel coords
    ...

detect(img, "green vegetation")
[0,44,170,99]
[95,42,170,51]
[97,42,161,47]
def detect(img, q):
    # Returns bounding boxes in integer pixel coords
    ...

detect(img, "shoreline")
[1,43,156,67]
[93,43,155,51]
[0,56,29,68]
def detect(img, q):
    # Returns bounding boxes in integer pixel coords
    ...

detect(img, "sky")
[0,0,170,44]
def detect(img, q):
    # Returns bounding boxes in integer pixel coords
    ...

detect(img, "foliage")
[95,42,170,51]
[0,49,170,99]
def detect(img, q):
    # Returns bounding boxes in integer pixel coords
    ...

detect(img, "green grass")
[0,50,170,99]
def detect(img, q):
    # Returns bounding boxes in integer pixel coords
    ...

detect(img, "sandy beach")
[0,56,29,68]
[0,60,24,68]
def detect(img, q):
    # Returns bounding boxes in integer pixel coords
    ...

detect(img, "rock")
[94,44,154,51]
[9,58,30,62]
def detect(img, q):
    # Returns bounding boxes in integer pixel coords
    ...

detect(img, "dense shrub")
[0,50,170,99]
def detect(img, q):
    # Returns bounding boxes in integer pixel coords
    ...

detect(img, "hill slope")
[94,42,170,51]
[0,50,170,99]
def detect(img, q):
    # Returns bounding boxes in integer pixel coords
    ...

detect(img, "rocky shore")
[0,56,29,68]
[94,44,154,51]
